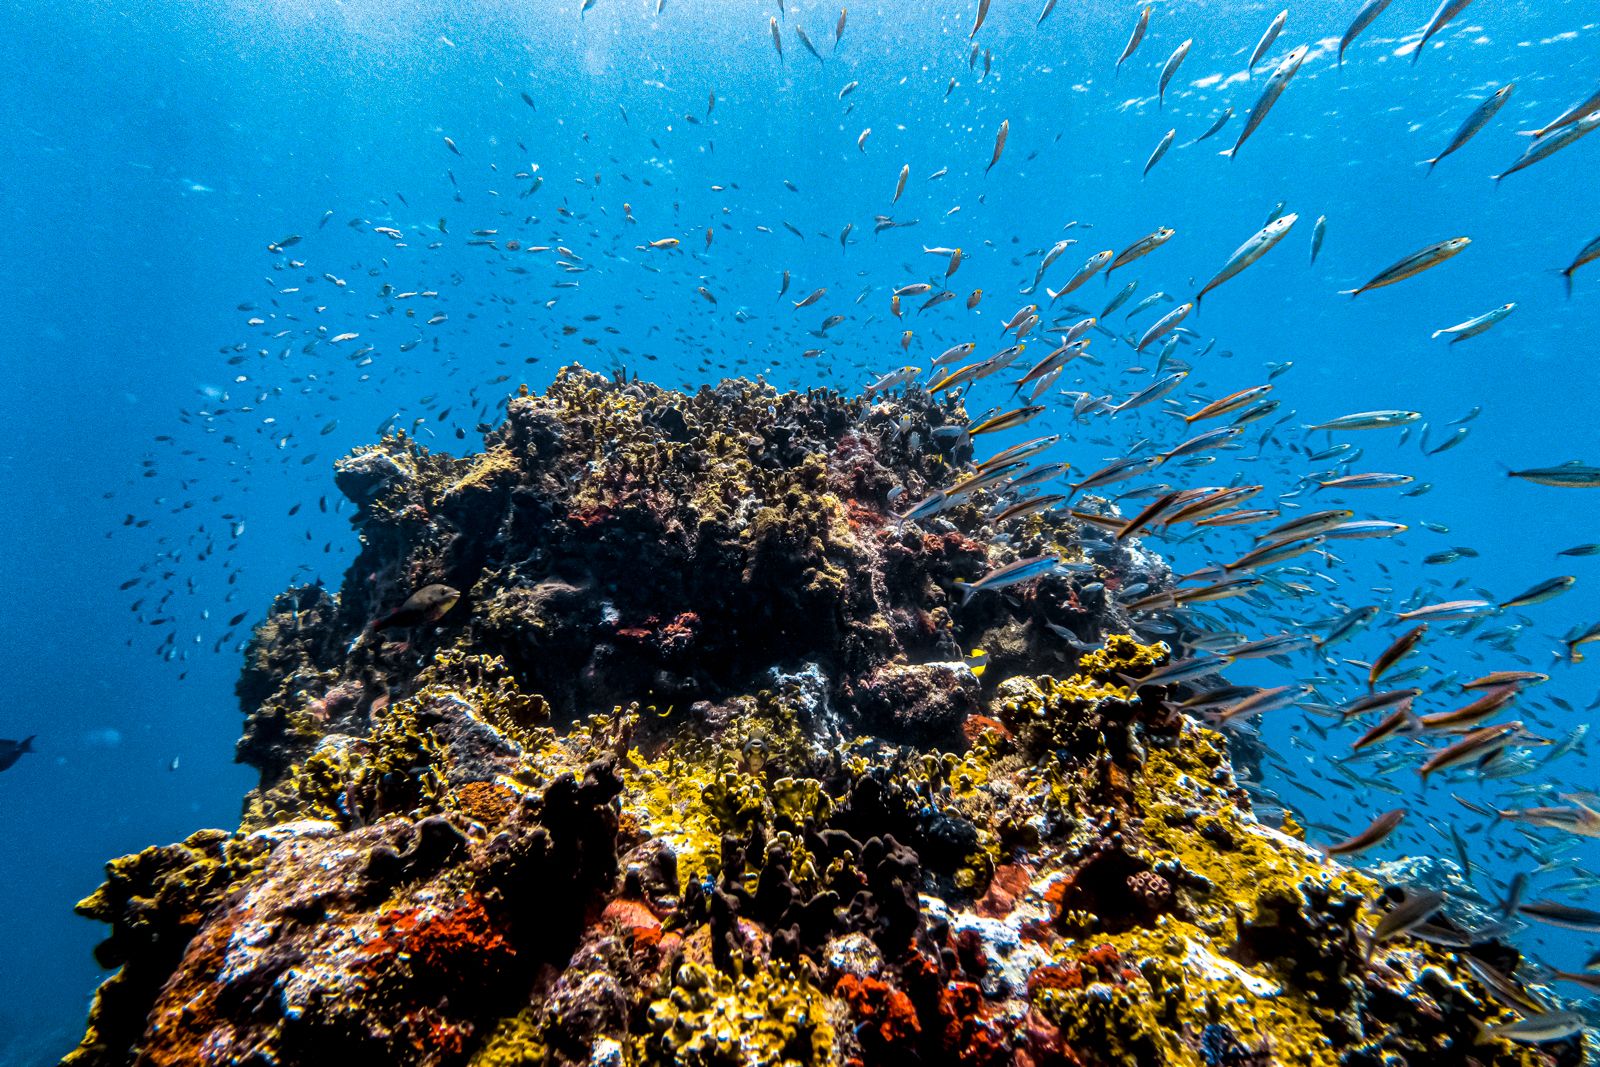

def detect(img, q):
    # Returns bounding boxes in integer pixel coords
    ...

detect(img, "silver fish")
[1196,213,1298,306]
[1247,10,1287,74]
[1494,110,1600,183]
[1431,303,1515,343]
[1144,128,1177,177]
[1158,39,1192,109]
[1225,44,1309,159]
[1412,0,1474,64]
[1338,0,1394,64]
[1424,84,1514,172]
[1116,5,1152,74]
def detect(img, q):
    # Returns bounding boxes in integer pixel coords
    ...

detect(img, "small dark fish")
[372,584,461,631]
[0,736,34,773]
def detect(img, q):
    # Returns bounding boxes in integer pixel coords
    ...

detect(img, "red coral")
[938,982,1007,1065]
[834,974,921,1044]
[976,862,1031,919]
[1027,963,1085,994]
[364,895,517,986]
[846,498,885,531]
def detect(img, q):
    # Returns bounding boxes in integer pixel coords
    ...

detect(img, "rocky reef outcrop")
[66,368,1569,1066]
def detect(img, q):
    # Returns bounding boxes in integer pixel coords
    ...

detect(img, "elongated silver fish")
[1424,84,1514,172]
[1196,213,1297,306]
[1494,110,1600,183]
[1188,107,1233,146]
[1109,228,1175,275]
[1506,462,1600,488]
[1339,0,1395,64]
[1306,410,1422,431]
[1339,237,1470,296]
[1431,302,1514,343]
[1247,10,1287,74]
[1135,302,1192,352]
[1144,128,1176,177]
[1412,0,1474,64]
[1116,5,1152,74]
[1487,1012,1587,1045]
[1225,44,1309,159]
[952,553,1061,605]
[1310,214,1326,265]
[1523,84,1600,138]
[1158,39,1191,108]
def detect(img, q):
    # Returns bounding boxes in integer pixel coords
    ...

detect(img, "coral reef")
[67,369,1574,1066]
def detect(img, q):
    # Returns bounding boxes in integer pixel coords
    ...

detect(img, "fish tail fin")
[1338,288,1360,298]
[951,582,976,608]
[1219,148,1236,160]
[1563,268,1575,300]
[19,736,33,753]
[1430,328,1445,340]
[1421,158,1438,173]
[1410,43,1422,65]
[1514,129,1541,138]
[1491,173,1504,186]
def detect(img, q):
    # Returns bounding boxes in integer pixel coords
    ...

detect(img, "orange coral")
[454,780,515,827]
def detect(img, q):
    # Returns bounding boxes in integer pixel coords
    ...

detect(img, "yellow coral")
[640,961,836,1067]
[467,1006,549,1067]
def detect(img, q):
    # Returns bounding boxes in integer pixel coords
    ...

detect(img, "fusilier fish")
[1108,228,1175,276]
[1144,129,1176,177]
[1116,5,1151,74]
[953,554,1061,604]
[1412,0,1475,64]
[1339,0,1395,64]
[1431,303,1514,343]
[1196,214,1297,305]
[1158,39,1191,108]
[1523,85,1600,138]
[1135,302,1192,352]
[1493,111,1600,183]
[1340,238,1470,296]
[1424,84,1515,172]
[986,119,1009,175]
[1322,809,1406,856]
[1558,234,1600,298]
[1248,10,1287,74]
[1188,107,1233,146]
[1225,44,1309,159]
[1507,462,1600,488]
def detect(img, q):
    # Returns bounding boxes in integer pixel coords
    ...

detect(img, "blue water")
[4,0,1598,1059]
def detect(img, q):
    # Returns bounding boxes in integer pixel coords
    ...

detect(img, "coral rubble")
[67,369,1572,1066]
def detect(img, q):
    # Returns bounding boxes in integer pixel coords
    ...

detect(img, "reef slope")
[67,369,1558,1066]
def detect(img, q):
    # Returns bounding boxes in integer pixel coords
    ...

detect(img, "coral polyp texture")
[67,369,1562,1066]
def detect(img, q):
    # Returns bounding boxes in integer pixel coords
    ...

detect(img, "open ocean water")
[3,0,1599,1061]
